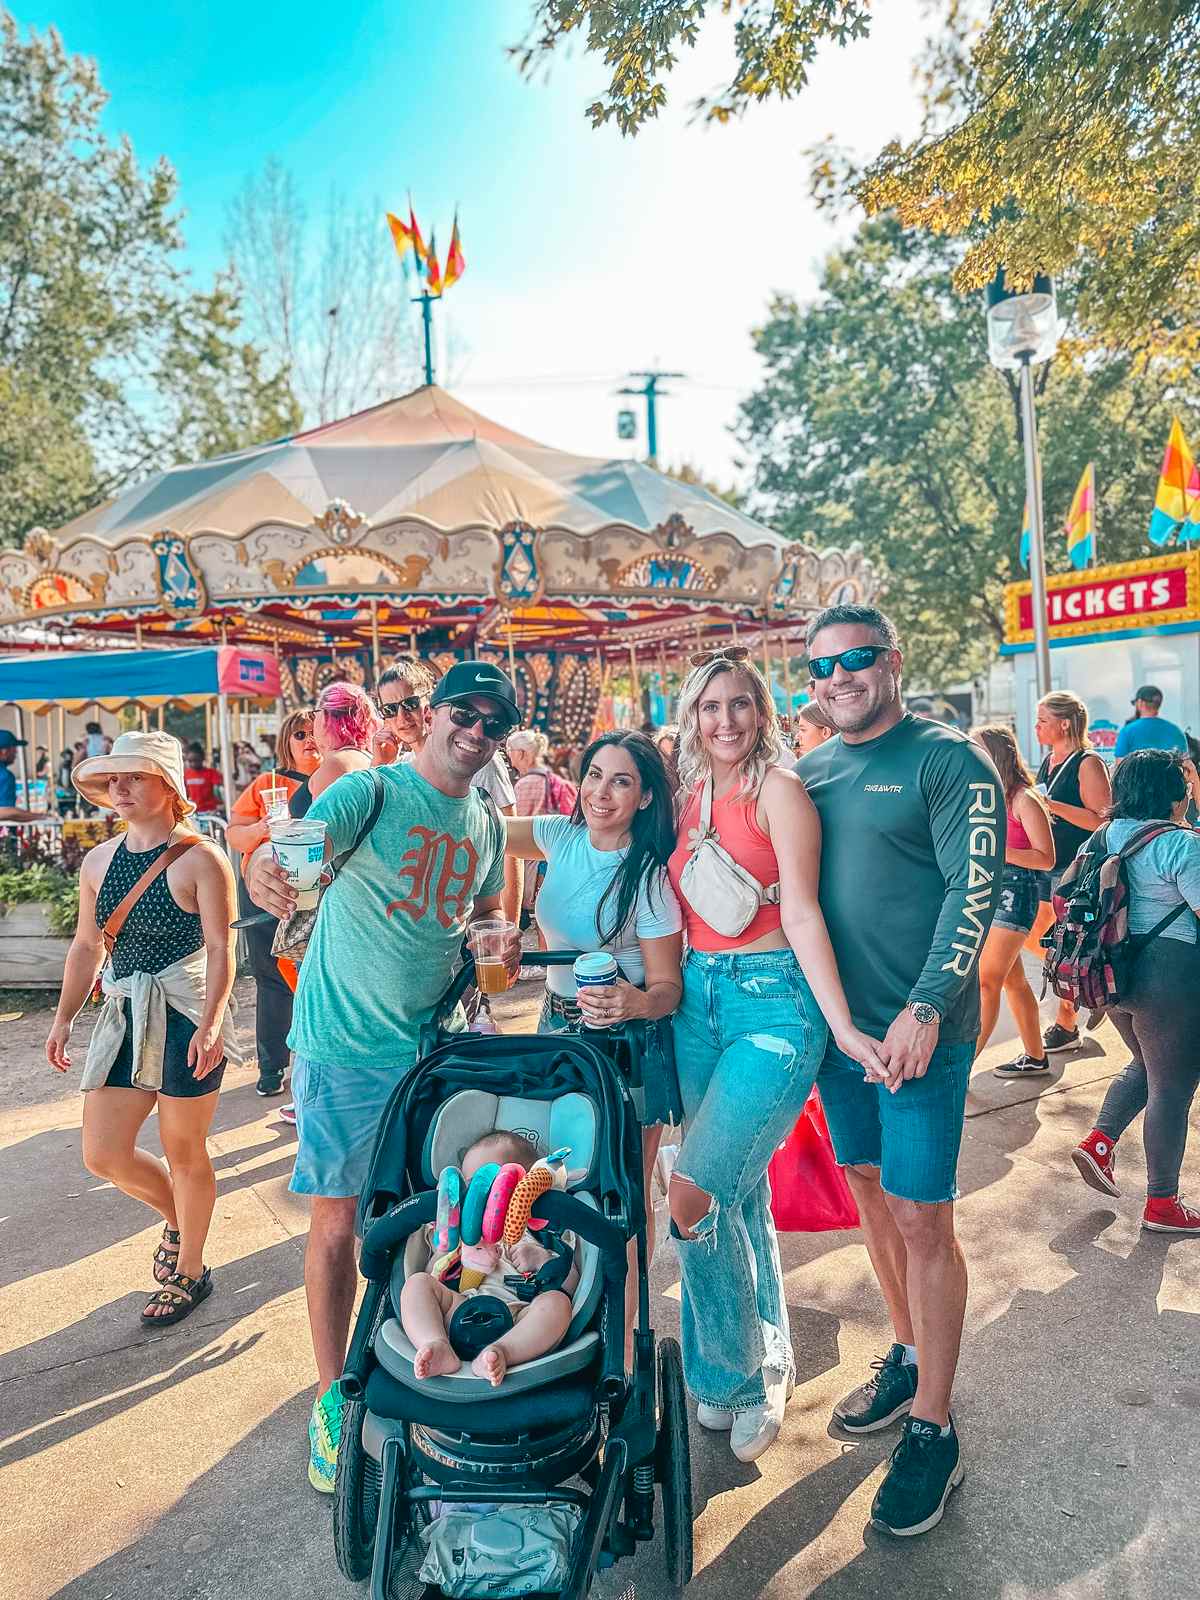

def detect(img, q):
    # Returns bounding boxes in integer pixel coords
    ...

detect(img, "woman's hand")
[576,978,648,1027]
[188,1021,225,1080]
[371,728,400,767]
[45,1019,73,1073]
[833,1025,894,1090]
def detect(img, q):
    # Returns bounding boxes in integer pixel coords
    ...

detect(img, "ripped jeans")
[670,948,827,1410]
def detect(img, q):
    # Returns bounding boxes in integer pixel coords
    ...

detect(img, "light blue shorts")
[289,1055,412,1198]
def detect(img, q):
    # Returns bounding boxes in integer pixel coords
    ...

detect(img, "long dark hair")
[572,732,676,947]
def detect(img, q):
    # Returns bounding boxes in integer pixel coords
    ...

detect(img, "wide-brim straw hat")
[72,730,197,816]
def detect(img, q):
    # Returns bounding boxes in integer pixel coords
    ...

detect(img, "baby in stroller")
[402,1130,580,1387]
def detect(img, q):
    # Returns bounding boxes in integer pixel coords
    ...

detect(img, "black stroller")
[334,952,693,1600]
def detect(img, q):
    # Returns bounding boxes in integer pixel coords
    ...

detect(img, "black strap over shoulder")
[334,768,385,871]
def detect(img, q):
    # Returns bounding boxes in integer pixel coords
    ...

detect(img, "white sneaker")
[695,1403,733,1431]
[730,1367,794,1463]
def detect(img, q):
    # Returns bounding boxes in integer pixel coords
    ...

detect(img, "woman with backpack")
[1031,691,1112,1055]
[969,726,1056,1075]
[1068,750,1200,1233]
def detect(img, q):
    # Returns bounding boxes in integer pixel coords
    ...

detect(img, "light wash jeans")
[670,948,827,1411]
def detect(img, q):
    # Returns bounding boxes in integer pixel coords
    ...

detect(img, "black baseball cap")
[1133,685,1163,706]
[430,659,521,727]
[0,730,27,750]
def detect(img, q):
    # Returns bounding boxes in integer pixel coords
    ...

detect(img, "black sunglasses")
[445,702,512,741]
[378,693,426,717]
[808,645,889,680]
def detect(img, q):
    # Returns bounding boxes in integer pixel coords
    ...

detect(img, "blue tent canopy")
[0,647,281,709]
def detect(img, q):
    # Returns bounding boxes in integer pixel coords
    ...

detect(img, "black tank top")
[95,839,204,980]
[1037,749,1095,870]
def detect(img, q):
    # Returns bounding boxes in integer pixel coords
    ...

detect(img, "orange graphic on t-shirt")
[386,825,479,930]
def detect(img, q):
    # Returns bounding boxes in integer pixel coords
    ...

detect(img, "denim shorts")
[992,864,1042,934]
[817,1038,974,1204]
[289,1055,411,1198]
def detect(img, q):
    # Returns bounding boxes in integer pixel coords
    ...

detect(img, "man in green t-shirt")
[799,604,1002,1538]
[244,660,522,1493]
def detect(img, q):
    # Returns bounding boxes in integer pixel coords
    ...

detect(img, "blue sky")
[19,0,926,483]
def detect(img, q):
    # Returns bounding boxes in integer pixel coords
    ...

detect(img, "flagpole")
[414,291,438,386]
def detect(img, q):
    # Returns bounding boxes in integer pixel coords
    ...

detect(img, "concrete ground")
[2,959,1198,1599]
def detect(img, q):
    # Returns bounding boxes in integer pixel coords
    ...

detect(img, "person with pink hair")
[291,682,379,815]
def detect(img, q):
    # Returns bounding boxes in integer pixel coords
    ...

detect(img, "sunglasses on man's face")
[378,694,426,718]
[690,645,751,668]
[808,644,890,681]
[445,702,511,741]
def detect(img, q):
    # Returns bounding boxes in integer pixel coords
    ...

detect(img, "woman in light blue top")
[505,731,683,1358]
[1071,750,1200,1233]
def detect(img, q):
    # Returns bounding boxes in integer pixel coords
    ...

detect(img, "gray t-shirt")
[1099,820,1200,944]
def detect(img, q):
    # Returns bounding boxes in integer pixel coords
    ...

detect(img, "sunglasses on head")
[808,645,889,680]
[690,645,751,668]
[378,693,426,717]
[445,702,512,741]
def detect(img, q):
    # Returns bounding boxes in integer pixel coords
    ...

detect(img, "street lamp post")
[986,271,1059,699]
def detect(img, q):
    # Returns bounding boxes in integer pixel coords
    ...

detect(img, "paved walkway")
[1,963,1197,1598]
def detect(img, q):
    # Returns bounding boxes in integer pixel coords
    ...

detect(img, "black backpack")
[1043,822,1188,1011]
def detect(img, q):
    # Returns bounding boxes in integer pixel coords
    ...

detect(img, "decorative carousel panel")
[537,523,778,606]
[816,544,882,609]
[496,521,542,605]
[152,534,207,617]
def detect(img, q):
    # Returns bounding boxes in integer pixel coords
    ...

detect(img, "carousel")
[0,386,880,741]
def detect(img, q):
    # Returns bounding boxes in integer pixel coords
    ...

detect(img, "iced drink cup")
[573,952,618,1028]
[261,785,289,822]
[468,918,515,996]
[268,818,327,910]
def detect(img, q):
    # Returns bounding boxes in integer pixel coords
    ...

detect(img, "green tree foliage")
[0,14,299,546]
[522,1,1200,354]
[737,218,1198,684]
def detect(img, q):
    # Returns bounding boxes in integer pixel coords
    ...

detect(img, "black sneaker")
[832,1343,917,1433]
[1042,1024,1080,1053]
[256,1069,286,1097]
[994,1052,1051,1077]
[871,1415,964,1537]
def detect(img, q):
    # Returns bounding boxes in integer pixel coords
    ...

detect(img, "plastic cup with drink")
[268,817,328,910]
[573,952,619,1028]
[261,784,290,822]
[468,918,516,996]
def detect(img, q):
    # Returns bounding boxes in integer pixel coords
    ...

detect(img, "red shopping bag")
[768,1089,860,1232]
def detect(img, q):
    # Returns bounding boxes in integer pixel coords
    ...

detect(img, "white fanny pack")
[677,776,780,939]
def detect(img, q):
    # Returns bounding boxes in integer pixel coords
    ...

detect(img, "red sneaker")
[1071,1130,1120,1197]
[1142,1196,1200,1234]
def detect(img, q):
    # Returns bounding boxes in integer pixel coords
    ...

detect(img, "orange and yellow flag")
[426,230,443,295]
[385,211,413,262]
[408,198,428,265]
[442,212,466,292]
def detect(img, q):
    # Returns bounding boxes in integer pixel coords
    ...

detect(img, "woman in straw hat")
[45,732,238,1327]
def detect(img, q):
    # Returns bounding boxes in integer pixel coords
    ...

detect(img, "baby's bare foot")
[472,1345,507,1387]
[414,1338,460,1379]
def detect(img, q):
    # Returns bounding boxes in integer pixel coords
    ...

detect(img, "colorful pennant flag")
[408,197,428,266]
[426,229,443,295]
[1065,463,1096,570]
[1018,499,1030,571]
[1148,417,1197,546]
[442,211,466,293]
[385,211,413,262]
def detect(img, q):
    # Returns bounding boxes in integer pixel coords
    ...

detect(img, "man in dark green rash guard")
[798,603,1002,1539]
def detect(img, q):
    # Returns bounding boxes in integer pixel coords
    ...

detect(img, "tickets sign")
[1004,553,1200,645]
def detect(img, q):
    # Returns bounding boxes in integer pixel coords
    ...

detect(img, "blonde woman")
[45,733,237,1326]
[664,647,885,1463]
[970,725,1055,1075]
[1031,691,1112,1053]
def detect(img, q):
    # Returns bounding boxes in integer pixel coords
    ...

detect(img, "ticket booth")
[1002,552,1200,762]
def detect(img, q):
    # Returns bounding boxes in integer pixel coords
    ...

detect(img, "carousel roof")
[55,386,782,551]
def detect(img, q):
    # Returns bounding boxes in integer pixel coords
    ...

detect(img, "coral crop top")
[667,782,783,951]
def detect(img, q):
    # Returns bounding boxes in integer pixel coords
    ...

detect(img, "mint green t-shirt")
[287,763,505,1067]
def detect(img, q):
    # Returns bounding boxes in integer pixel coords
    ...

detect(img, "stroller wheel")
[656,1337,694,1588]
[333,1400,382,1582]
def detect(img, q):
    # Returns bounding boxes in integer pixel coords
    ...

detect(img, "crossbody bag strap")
[101,837,200,956]
[331,769,386,871]
[696,776,714,840]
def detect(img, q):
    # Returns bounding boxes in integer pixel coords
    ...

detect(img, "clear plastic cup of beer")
[468,917,515,996]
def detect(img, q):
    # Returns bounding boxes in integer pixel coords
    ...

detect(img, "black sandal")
[141,1267,213,1327]
[152,1226,181,1284]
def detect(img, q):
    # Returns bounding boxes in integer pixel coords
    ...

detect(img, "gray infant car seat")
[378,1087,607,1402]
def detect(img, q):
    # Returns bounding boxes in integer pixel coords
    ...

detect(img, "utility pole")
[617,370,685,465]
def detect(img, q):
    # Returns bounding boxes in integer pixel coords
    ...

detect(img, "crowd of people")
[39,611,1200,1545]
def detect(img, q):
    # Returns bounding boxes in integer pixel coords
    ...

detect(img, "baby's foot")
[414,1338,460,1379]
[472,1344,508,1387]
